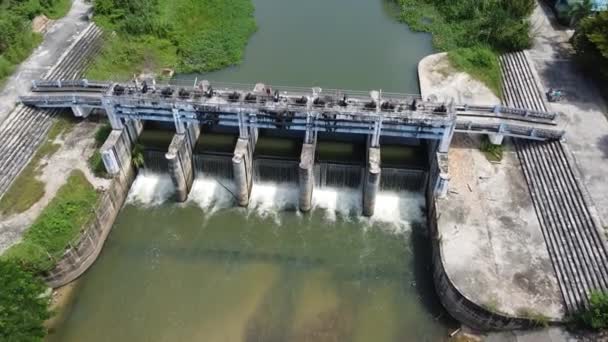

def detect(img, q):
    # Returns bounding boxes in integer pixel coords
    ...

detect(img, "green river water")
[47,0,451,341]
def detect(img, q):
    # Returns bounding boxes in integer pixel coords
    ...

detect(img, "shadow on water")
[410,222,459,330]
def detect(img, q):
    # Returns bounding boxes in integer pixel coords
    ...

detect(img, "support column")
[233,112,257,207]
[299,143,315,212]
[488,133,504,145]
[100,128,136,178]
[233,138,253,207]
[434,152,450,198]
[438,122,455,153]
[102,98,123,130]
[166,123,200,202]
[363,144,381,217]
[71,106,93,118]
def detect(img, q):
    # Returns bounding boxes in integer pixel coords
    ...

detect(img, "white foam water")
[126,172,175,206]
[127,174,425,233]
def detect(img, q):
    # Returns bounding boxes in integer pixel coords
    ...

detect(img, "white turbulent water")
[126,173,425,233]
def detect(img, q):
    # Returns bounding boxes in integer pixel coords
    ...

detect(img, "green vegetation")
[2,170,99,273]
[516,307,550,327]
[88,123,112,178]
[448,47,502,96]
[0,115,76,216]
[132,143,145,169]
[87,0,257,80]
[572,11,608,92]
[0,0,72,84]
[398,0,535,95]
[574,290,608,330]
[0,260,51,342]
[480,136,503,161]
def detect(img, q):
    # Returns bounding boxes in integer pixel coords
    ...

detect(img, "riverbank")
[86,0,256,80]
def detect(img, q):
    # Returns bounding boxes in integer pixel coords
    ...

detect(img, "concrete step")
[502,51,608,313]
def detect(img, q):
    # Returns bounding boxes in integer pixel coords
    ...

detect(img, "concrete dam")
[21,79,564,216]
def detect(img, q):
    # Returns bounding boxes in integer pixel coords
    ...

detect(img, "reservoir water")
[48,0,449,341]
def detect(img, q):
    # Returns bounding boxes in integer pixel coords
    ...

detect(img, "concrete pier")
[298,143,315,212]
[100,128,136,177]
[233,138,254,207]
[488,133,505,145]
[71,106,93,118]
[362,147,381,217]
[166,123,200,202]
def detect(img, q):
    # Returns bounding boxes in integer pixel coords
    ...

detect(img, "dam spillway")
[136,126,429,216]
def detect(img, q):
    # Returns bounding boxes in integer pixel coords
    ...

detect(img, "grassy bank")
[87,0,257,80]
[0,0,72,84]
[2,170,99,273]
[398,0,535,96]
[0,115,76,216]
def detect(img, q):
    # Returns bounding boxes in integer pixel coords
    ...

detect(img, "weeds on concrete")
[516,307,550,327]
[88,123,112,178]
[0,115,76,216]
[1,170,99,273]
[480,136,503,162]
[572,290,608,330]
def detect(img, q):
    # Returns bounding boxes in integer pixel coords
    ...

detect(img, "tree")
[572,11,608,81]
[569,0,593,27]
[0,260,51,342]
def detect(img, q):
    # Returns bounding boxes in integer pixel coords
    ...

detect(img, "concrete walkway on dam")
[527,2,608,225]
[0,0,92,124]
[419,53,565,320]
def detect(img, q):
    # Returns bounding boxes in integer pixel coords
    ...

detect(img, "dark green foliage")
[88,0,256,79]
[574,291,608,330]
[2,171,99,273]
[0,260,51,342]
[480,135,503,162]
[0,0,71,83]
[94,123,112,147]
[399,0,535,52]
[572,11,608,84]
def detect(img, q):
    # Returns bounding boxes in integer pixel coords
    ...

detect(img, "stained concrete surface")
[419,50,564,319]
[418,53,501,106]
[0,0,92,124]
[437,135,564,319]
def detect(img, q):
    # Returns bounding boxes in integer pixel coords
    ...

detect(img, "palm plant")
[569,0,594,27]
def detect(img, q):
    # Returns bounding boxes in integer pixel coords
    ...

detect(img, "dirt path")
[0,119,110,253]
[0,0,92,124]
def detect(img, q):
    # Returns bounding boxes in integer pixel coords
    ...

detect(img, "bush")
[87,0,256,79]
[575,291,608,330]
[94,123,112,147]
[0,260,51,342]
[399,0,535,52]
[572,11,608,86]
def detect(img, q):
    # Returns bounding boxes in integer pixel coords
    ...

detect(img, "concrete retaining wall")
[44,165,135,288]
[426,155,549,330]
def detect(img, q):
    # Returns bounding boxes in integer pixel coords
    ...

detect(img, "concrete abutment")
[298,143,315,212]
[363,146,381,217]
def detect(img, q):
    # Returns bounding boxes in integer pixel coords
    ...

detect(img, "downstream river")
[48,0,448,341]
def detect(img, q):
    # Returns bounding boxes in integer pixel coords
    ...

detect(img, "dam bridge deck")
[20,79,565,143]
